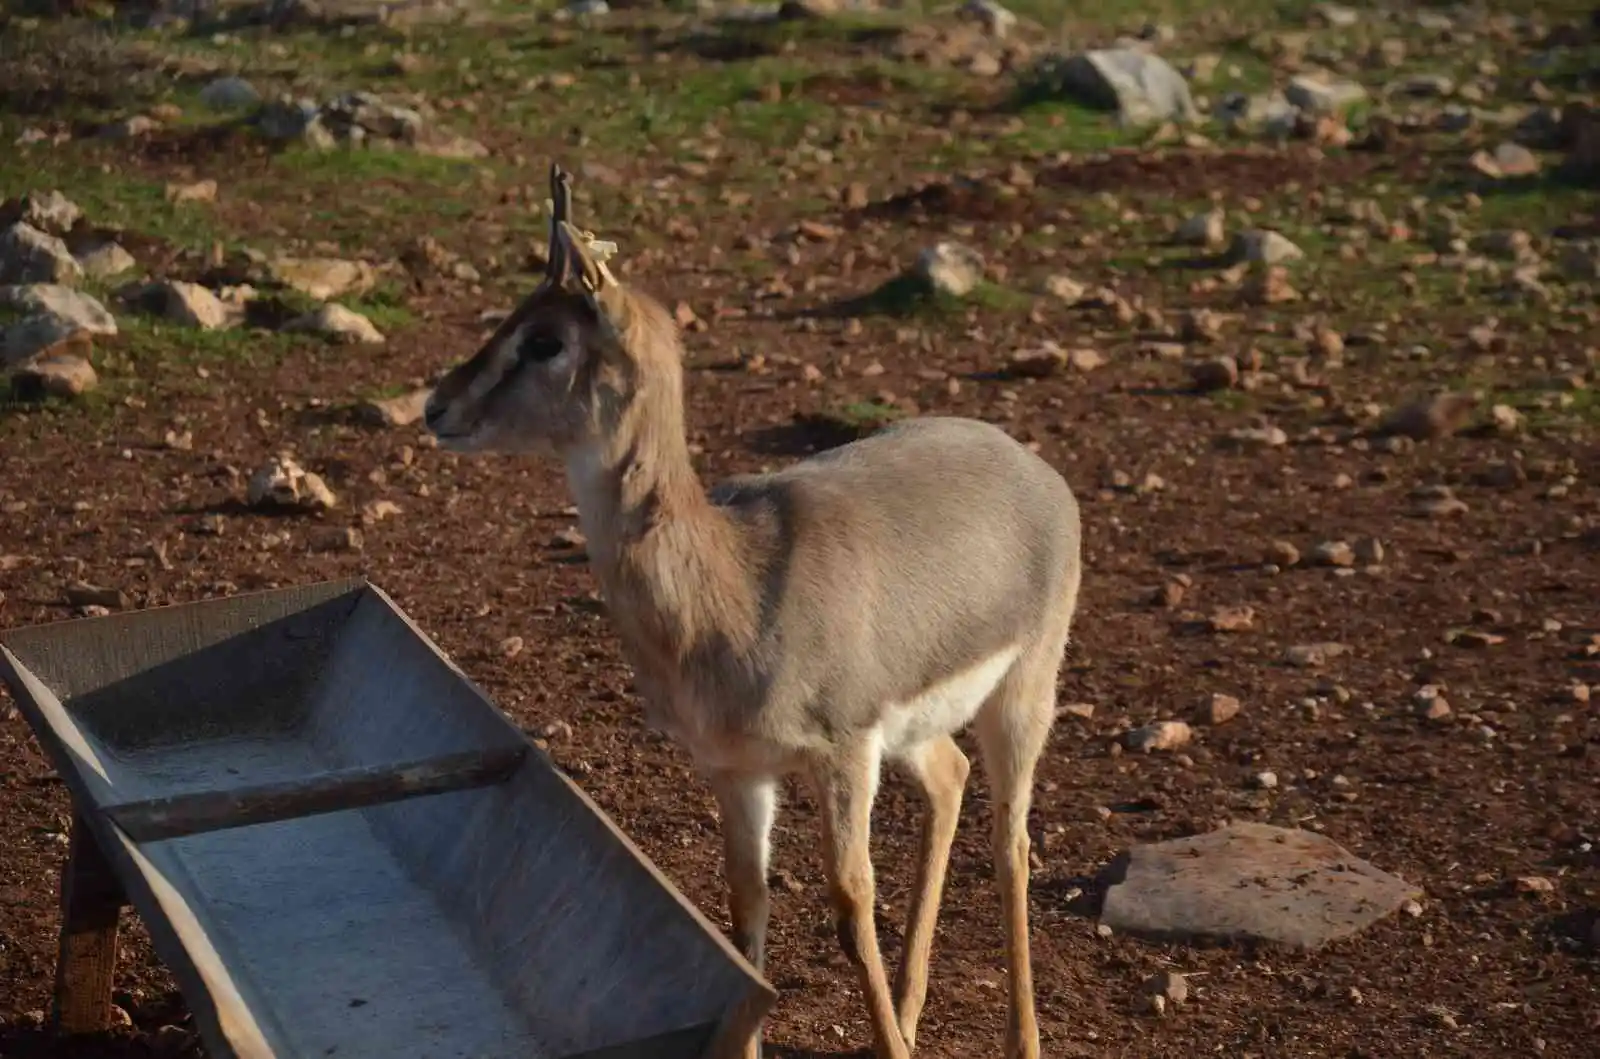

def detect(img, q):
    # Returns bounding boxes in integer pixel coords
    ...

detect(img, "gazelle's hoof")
[1003,1033,1041,1059]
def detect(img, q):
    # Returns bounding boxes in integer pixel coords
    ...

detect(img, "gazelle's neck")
[561,388,757,660]
[562,413,703,562]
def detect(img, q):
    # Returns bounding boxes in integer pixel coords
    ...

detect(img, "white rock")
[1143,970,1189,1005]
[326,91,427,143]
[1218,89,1311,140]
[1175,208,1225,247]
[359,388,430,427]
[1184,54,1222,84]
[0,284,114,369]
[1051,49,1200,125]
[9,190,82,235]
[1489,404,1522,433]
[0,284,116,335]
[74,240,137,279]
[124,280,241,330]
[1392,73,1454,98]
[255,98,326,144]
[100,115,161,139]
[246,454,338,512]
[12,353,96,400]
[1044,273,1088,303]
[0,315,84,368]
[266,256,376,301]
[1100,822,1421,950]
[1286,73,1369,115]
[1311,3,1360,27]
[913,241,984,298]
[1470,142,1541,179]
[1284,642,1350,668]
[283,303,385,344]
[165,179,218,205]
[1124,720,1193,753]
[414,134,491,161]
[361,499,403,524]
[961,0,1016,39]
[1224,425,1289,448]
[1232,229,1305,265]
[199,76,261,111]
[1309,540,1355,567]
[0,223,83,285]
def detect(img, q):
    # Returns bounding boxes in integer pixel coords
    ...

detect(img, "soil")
[3,3,1600,1059]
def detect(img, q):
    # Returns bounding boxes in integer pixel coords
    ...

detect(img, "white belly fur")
[878,645,1022,760]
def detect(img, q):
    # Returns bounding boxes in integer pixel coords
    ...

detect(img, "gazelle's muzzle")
[422,370,480,445]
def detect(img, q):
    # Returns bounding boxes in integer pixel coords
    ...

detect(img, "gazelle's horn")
[545,162,574,282]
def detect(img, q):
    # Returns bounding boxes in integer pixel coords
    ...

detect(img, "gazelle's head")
[424,163,680,457]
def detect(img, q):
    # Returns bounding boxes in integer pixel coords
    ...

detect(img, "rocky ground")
[1,0,1598,1056]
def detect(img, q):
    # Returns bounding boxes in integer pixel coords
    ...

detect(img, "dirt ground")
[2,1,1598,1057]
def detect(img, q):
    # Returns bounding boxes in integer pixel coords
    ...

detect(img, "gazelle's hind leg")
[811,741,910,1059]
[973,629,1072,1059]
[891,733,970,1050]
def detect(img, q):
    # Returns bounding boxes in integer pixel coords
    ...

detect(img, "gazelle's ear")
[553,220,619,300]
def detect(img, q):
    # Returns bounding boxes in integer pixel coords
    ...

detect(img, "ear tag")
[574,232,620,311]
[580,234,619,286]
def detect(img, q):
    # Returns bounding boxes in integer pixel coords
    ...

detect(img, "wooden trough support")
[1,579,775,1059]
[54,810,127,1035]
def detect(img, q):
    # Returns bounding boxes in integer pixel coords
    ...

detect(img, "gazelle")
[424,164,1083,1059]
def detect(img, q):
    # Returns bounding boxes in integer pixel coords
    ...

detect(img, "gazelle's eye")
[518,330,563,363]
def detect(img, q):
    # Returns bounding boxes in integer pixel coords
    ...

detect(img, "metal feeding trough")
[0,578,773,1059]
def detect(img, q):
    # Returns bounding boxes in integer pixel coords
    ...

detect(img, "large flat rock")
[1099,822,1421,951]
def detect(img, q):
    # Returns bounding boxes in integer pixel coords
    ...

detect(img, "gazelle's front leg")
[811,743,911,1059]
[707,770,778,1059]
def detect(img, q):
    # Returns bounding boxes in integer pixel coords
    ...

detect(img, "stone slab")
[1099,822,1422,951]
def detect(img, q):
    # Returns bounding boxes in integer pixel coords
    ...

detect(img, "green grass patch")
[346,281,414,332]
[1464,177,1596,232]
[693,8,909,56]
[1206,388,1255,413]
[842,273,1030,319]
[113,315,300,370]
[0,384,121,426]
[508,57,912,157]
[266,142,493,184]
[361,380,417,403]
[0,152,228,248]
[1486,385,1600,433]
[1008,0,1300,27]
[999,100,1144,154]
[832,399,904,428]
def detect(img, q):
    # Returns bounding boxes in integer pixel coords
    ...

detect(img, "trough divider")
[104,745,530,843]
